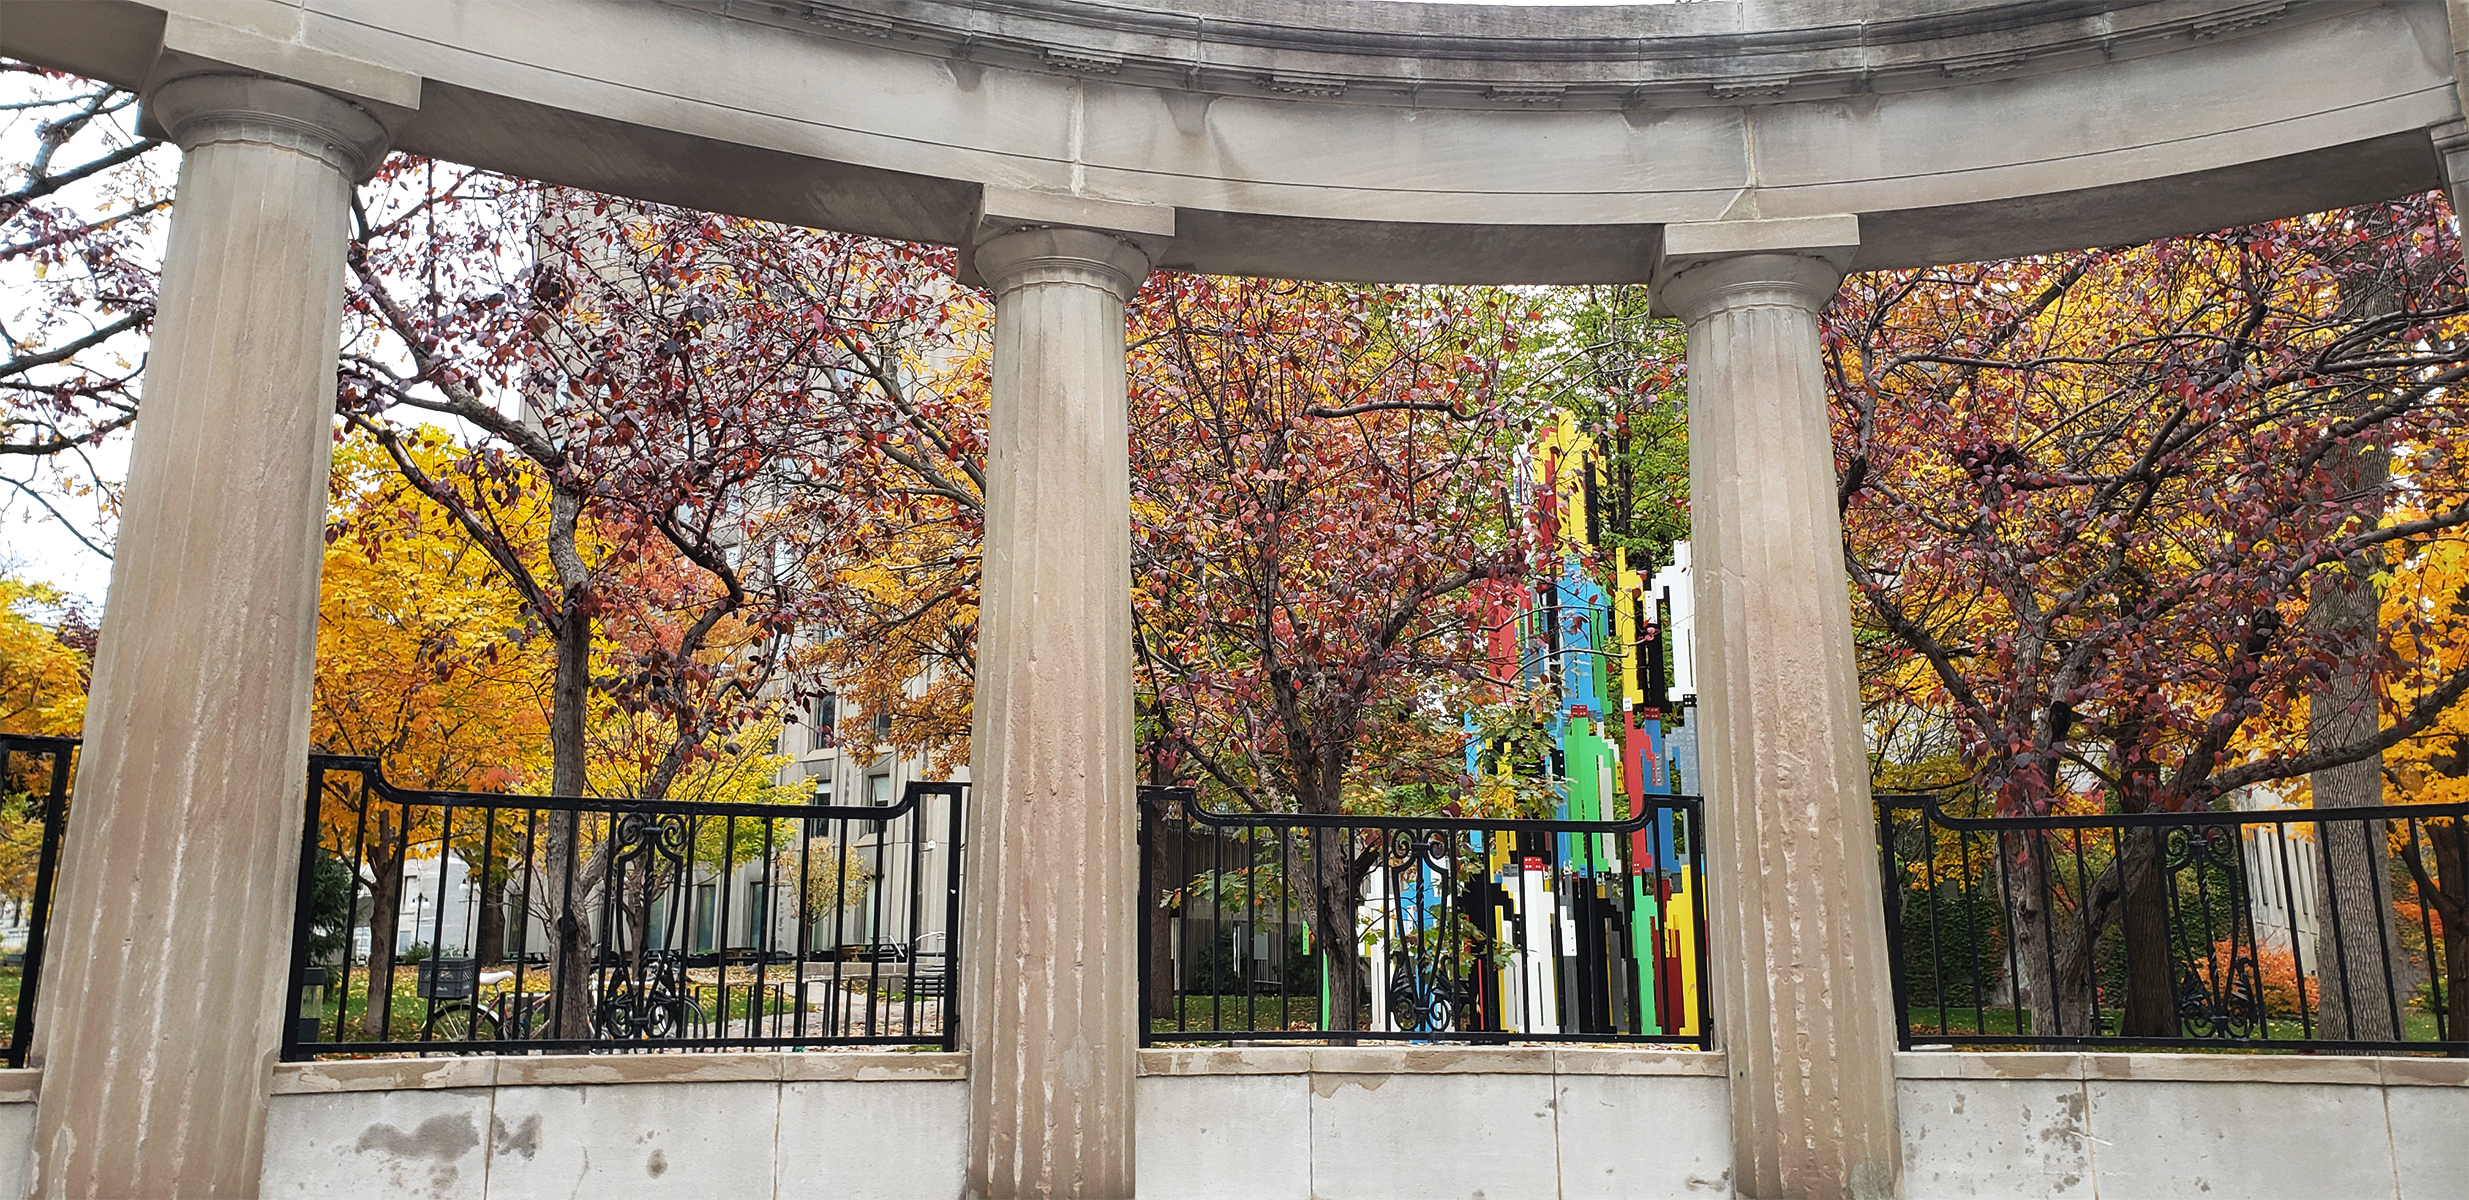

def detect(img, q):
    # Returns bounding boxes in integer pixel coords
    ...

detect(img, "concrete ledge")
[1896,1050,2468,1087]
[269,1051,965,1094]
[0,1070,36,1105]
[1137,1045,1723,1076]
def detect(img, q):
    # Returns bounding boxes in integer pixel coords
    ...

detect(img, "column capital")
[1650,214,1859,324]
[972,226,1159,303]
[142,73,393,182]
[962,185,1174,300]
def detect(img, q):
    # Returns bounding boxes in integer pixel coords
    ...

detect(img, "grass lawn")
[1902,1004,2450,1046]
[1149,994,1325,1037]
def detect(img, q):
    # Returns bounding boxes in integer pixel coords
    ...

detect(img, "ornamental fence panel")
[0,734,72,1069]
[285,755,966,1059]
[1138,785,1710,1045]
[1878,791,2469,1054]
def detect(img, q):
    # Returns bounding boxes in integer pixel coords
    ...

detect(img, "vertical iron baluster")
[2407,818,2445,1043]
[2071,829,2097,1038]
[903,790,925,1037]
[1283,824,1303,1041]
[2272,817,2311,1040]
[1209,820,1224,1034]
[830,817,851,1038]
[512,806,537,1041]
[2358,814,2405,1041]
[280,762,328,1062]
[757,812,776,1044]
[2317,816,2359,1042]
[1136,790,1153,1048]
[943,785,967,1051]
[339,772,375,1044]
[865,808,889,1036]
[794,813,812,1046]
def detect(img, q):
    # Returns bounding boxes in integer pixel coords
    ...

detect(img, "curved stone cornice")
[4,0,2459,283]
[144,74,391,181]
[684,0,2332,111]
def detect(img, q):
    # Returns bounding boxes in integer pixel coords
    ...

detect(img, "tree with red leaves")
[338,171,971,1035]
[1129,276,1536,1029]
[1832,194,2469,1039]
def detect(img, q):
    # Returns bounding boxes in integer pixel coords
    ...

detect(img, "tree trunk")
[2439,822,2469,1047]
[2308,409,2401,1044]
[2003,831,2095,1037]
[473,869,507,967]
[1306,825,1368,1036]
[2115,826,2180,1037]
[1140,793,1177,1021]
[358,834,406,1039]
[543,539,596,1040]
[2411,818,2469,1054]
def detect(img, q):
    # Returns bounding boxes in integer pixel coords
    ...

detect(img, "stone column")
[959,191,1168,1200]
[28,75,387,1199]
[1654,218,1902,1200]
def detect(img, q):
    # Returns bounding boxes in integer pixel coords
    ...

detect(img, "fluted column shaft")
[961,226,1152,1200]
[1663,253,1901,1200]
[29,75,385,1199]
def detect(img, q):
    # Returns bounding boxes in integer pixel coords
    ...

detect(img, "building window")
[868,773,893,807]
[810,693,837,749]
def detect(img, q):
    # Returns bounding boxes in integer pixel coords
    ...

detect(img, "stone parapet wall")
[259,1052,966,1199]
[1897,1051,2469,1200]
[4,1048,2403,1198]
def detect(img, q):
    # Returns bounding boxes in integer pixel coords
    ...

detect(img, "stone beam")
[1653,217,1902,1200]
[958,190,1169,1199]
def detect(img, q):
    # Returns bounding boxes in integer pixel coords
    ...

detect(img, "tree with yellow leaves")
[0,575,89,909]
[315,431,553,1022]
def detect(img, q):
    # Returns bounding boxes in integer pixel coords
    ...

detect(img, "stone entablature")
[682,0,2342,110]
[3,1,2460,280]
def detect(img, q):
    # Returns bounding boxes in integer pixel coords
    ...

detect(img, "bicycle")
[421,968,554,1043]
[594,949,705,1041]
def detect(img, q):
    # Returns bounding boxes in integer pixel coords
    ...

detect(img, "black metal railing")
[286,755,966,1058]
[1879,791,2469,1053]
[1139,786,1709,1045]
[0,734,71,1069]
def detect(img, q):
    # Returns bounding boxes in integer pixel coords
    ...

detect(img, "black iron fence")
[1139,786,1709,1044]
[0,735,71,1069]
[1879,791,2469,1053]
[286,755,966,1058]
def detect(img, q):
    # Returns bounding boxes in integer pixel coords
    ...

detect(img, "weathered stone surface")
[777,1079,970,1200]
[1134,1073,1312,1200]
[25,73,388,1200]
[1555,1073,1735,1200]
[1306,1070,1558,1200]
[1662,246,1901,1200]
[1897,1078,2091,1200]
[2085,1078,2396,1199]
[261,1087,492,1200]
[482,1081,781,1199]
[959,224,1154,1199]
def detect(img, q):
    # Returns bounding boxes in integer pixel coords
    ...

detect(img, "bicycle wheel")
[657,997,705,1040]
[504,994,554,1041]
[422,1003,498,1043]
